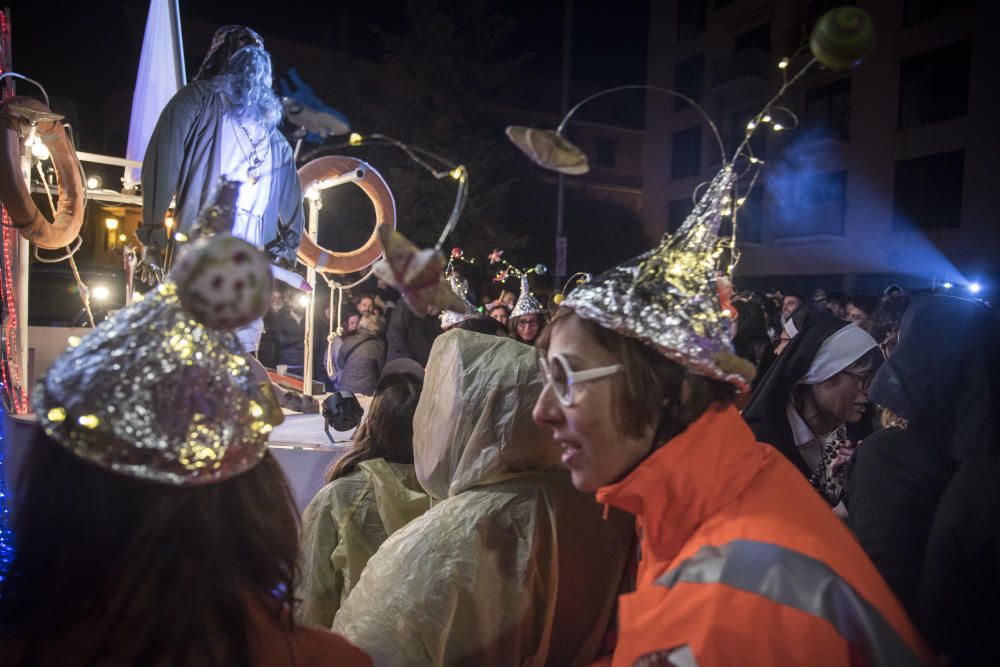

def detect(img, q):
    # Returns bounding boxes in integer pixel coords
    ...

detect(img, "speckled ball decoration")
[810,7,875,71]
[170,235,273,329]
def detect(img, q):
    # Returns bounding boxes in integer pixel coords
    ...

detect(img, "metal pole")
[555,0,573,286]
[16,150,30,413]
[301,200,319,396]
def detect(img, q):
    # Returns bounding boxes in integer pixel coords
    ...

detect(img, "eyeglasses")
[517,318,539,328]
[840,369,874,390]
[537,352,624,407]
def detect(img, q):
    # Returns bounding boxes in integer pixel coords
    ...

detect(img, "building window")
[898,41,970,129]
[671,126,702,180]
[594,138,618,169]
[892,151,964,231]
[734,23,770,53]
[668,197,695,234]
[677,0,706,41]
[803,78,851,140]
[773,171,847,238]
[902,0,971,27]
[674,54,705,111]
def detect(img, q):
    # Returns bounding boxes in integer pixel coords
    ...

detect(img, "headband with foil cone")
[562,166,755,391]
[440,273,478,329]
[511,274,545,319]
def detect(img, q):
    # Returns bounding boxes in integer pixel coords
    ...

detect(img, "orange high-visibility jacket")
[594,404,935,666]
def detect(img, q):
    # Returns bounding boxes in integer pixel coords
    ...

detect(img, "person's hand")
[830,439,858,475]
[137,245,165,286]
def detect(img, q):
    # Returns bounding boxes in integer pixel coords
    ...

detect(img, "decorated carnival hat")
[35,231,283,485]
[511,274,545,319]
[490,251,547,320]
[195,25,266,81]
[562,166,755,391]
[440,272,478,330]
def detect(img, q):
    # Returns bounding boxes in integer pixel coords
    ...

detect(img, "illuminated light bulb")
[92,285,111,302]
[297,293,310,308]
[762,115,772,123]
[969,282,982,294]
[450,166,465,180]
[736,197,747,206]
[164,216,174,230]
[67,336,82,347]
[249,403,264,418]
[748,157,762,164]
[778,58,789,70]
[77,414,100,429]
[746,121,756,130]
[30,139,50,160]
[86,175,102,189]
[942,281,953,289]
[174,232,189,242]
[47,407,67,422]
[349,132,363,145]
[105,218,119,231]
[118,234,127,242]
[772,123,784,131]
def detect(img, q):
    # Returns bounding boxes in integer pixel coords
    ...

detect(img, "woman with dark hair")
[732,300,775,386]
[848,295,1000,614]
[743,311,881,507]
[508,276,547,345]
[297,374,429,627]
[0,242,368,666]
[529,168,928,664]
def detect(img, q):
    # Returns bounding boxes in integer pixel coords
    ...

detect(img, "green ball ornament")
[810,7,875,71]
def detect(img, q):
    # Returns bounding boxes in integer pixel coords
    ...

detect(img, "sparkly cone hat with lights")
[562,166,755,391]
[440,272,478,329]
[511,274,545,319]
[35,231,283,485]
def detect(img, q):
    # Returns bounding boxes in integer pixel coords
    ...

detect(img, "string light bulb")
[449,166,466,181]
[772,123,784,131]
[778,58,789,70]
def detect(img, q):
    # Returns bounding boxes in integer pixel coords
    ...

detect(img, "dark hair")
[509,312,547,345]
[872,294,911,343]
[0,429,299,666]
[325,375,422,483]
[827,292,848,308]
[456,315,507,337]
[537,309,735,444]
[847,294,878,318]
[785,291,806,304]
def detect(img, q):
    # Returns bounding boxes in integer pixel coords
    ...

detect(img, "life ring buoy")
[0,96,85,250]
[297,155,396,275]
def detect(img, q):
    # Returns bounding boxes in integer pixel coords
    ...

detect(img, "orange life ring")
[297,155,396,275]
[0,96,85,250]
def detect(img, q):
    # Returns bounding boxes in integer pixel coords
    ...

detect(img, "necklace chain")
[234,123,269,185]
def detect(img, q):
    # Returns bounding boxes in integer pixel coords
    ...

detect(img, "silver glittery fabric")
[34,281,283,486]
[511,274,544,319]
[563,166,752,391]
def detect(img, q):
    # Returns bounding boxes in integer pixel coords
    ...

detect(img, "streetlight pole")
[555,0,573,288]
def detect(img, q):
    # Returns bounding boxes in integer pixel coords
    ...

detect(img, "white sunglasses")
[537,352,624,407]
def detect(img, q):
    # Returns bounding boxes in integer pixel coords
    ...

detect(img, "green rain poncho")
[332,330,633,666]
[296,458,430,627]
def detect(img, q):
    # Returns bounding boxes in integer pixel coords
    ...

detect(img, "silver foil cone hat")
[440,273,478,329]
[511,274,544,319]
[563,166,754,391]
[35,243,283,485]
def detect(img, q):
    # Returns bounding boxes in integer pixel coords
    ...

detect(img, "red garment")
[594,404,934,666]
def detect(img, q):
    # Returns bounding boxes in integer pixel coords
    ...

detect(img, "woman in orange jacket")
[531,170,933,666]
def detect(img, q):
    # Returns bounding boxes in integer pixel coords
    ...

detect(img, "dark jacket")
[337,331,385,396]
[138,80,304,267]
[743,311,857,479]
[847,295,1000,613]
[916,455,1000,666]
[386,302,441,367]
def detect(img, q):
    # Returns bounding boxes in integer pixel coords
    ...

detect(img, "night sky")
[9,0,650,154]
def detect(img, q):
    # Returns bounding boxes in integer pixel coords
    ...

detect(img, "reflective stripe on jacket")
[595,404,934,666]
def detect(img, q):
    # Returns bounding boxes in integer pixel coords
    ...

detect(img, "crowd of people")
[3,22,997,667]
